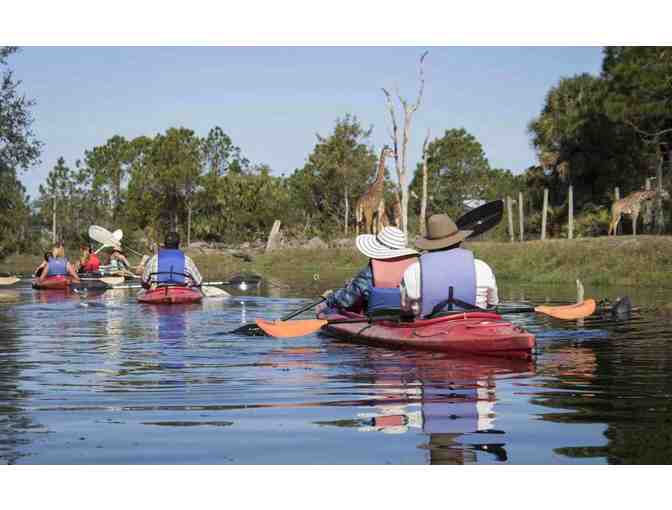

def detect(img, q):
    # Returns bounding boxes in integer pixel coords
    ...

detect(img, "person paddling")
[400,214,498,318]
[109,246,131,271]
[39,244,81,284]
[317,226,418,315]
[77,244,101,273]
[34,252,52,278]
[141,231,203,289]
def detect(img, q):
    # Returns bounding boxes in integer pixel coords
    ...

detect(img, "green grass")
[4,235,672,289]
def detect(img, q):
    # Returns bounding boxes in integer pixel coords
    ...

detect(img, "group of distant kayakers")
[31,211,494,317]
[33,231,201,291]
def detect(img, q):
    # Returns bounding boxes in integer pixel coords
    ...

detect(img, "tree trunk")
[568,185,574,239]
[506,196,515,242]
[655,156,665,234]
[420,131,430,236]
[52,198,57,244]
[518,191,524,242]
[344,186,349,236]
[541,188,549,240]
[187,205,192,247]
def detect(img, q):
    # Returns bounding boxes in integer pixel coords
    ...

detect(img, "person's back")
[142,231,202,288]
[401,214,498,318]
[80,250,100,273]
[40,244,80,283]
[319,227,418,315]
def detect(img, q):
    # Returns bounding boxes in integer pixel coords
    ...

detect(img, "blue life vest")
[419,248,477,318]
[367,287,403,317]
[156,249,187,285]
[46,257,68,276]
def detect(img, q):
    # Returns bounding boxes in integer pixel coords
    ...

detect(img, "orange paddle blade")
[534,299,596,320]
[255,319,328,338]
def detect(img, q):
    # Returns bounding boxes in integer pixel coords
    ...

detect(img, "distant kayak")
[318,311,535,358]
[137,286,203,305]
[32,275,71,290]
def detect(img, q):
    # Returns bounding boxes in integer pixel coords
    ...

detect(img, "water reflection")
[1,280,672,464]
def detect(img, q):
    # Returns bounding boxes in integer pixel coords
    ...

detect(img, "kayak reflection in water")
[356,352,533,464]
[316,226,418,316]
[141,231,203,289]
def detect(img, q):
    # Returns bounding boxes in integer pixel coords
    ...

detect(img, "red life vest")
[81,253,100,273]
[371,256,417,288]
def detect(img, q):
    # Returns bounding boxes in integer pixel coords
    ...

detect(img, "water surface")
[1,281,671,464]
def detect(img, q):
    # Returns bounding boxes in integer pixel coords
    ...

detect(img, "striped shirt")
[142,252,203,286]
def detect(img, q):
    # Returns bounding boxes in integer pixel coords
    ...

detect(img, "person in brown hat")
[400,214,498,318]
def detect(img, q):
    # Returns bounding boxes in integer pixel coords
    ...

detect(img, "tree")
[126,128,201,241]
[1,47,41,176]
[409,128,491,219]
[290,115,377,236]
[602,47,672,232]
[528,73,651,211]
[84,135,134,222]
[0,169,34,257]
[1,47,41,258]
[382,51,428,233]
[201,126,248,176]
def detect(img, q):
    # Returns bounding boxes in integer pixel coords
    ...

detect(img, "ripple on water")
[1,282,671,464]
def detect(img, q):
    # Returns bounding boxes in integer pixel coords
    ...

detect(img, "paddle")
[89,225,144,257]
[228,297,328,336]
[457,199,504,239]
[254,299,599,338]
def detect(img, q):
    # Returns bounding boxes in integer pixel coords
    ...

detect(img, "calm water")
[1,280,671,464]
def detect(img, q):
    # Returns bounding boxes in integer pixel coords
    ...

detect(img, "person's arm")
[67,263,81,283]
[474,259,498,307]
[185,256,203,285]
[324,264,373,310]
[38,262,48,282]
[141,255,156,288]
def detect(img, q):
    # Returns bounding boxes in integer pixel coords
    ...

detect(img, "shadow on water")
[1,279,672,463]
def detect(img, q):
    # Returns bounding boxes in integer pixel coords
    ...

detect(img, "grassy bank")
[4,235,672,289]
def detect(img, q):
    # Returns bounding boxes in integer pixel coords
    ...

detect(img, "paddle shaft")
[281,297,327,321]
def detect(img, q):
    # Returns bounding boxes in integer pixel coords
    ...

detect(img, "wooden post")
[655,158,665,233]
[576,279,584,304]
[265,220,281,253]
[568,185,574,240]
[506,196,515,242]
[541,188,549,240]
[518,191,524,242]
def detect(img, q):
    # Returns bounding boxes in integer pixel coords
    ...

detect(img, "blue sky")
[11,46,604,197]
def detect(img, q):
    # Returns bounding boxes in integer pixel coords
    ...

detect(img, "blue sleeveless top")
[156,249,187,285]
[419,248,477,318]
[46,257,68,276]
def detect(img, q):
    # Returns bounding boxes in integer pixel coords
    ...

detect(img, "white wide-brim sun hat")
[355,226,419,260]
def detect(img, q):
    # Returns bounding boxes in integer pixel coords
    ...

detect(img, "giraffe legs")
[608,213,620,236]
[632,212,638,236]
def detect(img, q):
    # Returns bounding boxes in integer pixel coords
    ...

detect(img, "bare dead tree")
[382,50,428,233]
[419,129,431,236]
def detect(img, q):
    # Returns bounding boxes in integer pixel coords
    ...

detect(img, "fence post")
[568,185,574,240]
[518,191,524,242]
[265,220,282,252]
[541,188,549,240]
[506,196,515,242]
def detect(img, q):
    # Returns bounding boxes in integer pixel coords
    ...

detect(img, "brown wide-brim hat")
[415,214,473,250]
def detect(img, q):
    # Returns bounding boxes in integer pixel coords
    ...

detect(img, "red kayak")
[32,275,71,290]
[137,286,203,305]
[318,311,535,359]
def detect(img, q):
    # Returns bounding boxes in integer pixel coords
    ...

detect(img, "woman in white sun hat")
[318,226,418,315]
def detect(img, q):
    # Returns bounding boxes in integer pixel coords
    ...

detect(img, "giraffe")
[608,189,669,236]
[355,146,392,235]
